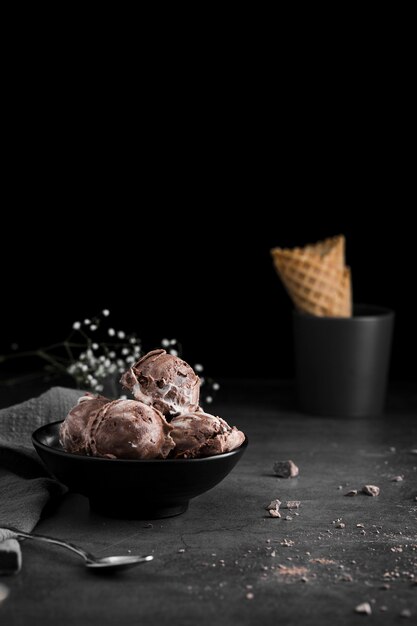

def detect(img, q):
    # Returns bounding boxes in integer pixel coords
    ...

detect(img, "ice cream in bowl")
[32,350,247,518]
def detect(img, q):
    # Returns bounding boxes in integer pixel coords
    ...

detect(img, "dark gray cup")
[293,305,395,417]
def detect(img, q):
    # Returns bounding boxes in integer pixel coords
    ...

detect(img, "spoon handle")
[7,529,92,562]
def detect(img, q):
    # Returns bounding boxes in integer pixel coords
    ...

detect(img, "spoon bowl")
[6,528,153,572]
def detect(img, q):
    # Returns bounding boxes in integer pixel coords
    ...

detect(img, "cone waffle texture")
[271,235,352,317]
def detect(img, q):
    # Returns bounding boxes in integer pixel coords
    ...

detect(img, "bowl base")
[89,498,189,519]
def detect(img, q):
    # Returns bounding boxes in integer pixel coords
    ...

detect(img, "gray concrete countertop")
[1,381,416,625]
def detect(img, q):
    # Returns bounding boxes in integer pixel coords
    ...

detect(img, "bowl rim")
[32,420,249,464]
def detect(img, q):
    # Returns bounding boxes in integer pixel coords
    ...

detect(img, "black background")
[1,208,414,382]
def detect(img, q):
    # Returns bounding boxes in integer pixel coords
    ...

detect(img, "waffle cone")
[271,249,352,317]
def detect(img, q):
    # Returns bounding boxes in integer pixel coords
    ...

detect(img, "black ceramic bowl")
[32,421,248,519]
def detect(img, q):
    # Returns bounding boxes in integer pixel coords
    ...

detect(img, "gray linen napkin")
[0,387,83,574]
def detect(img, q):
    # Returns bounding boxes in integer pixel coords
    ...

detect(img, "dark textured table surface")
[1,381,417,625]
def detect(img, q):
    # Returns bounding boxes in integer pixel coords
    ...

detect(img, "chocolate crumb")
[362,485,380,496]
[355,602,372,615]
[356,523,365,528]
[345,490,358,497]
[391,475,404,482]
[269,509,281,518]
[273,460,299,478]
[284,515,293,521]
[283,501,301,510]
[281,539,295,547]
[265,499,281,511]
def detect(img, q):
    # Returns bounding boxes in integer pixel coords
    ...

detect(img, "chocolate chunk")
[265,499,282,511]
[273,460,299,478]
[355,602,372,615]
[283,501,301,509]
[362,485,380,496]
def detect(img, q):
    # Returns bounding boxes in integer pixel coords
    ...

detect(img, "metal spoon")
[7,528,153,572]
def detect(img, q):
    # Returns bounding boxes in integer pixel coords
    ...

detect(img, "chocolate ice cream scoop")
[59,393,110,454]
[120,349,200,417]
[170,411,245,458]
[88,399,175,460]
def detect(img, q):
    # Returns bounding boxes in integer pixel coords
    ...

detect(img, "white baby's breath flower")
[83,319,91,326]
[86,349,93,360]
[122,348,129,356]
[212,382,220,390]
[129,337,137,344]
[81,364,89,372]
[102,309,110,317]
[108,328,115,337]
[117,331,125,339]
[199,377,205,385]
[92,343,99,350]
[96,384,104,392]
[170,339,177,345]
[90,324,97,331]
[67,364,77,374]
[194,364,204,372]
[104,359,111,368]
[206,396,213,404]
[126,356,135,364]
[99,355,106,363]
[170,349,178,357]
[72,321,81,330]
[120,394,127,400]
[117,359,124,368]
[109,351,116,359]
[161,338,170,347]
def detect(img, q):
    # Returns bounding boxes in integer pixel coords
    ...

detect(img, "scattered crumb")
[283,501,301,510]
[391,475,404,482]
[178,548,185,553]
[270,551,276,557]
[337,485,343,490]
[380,606,388,612]
[144,523,153,529]
[310,558,337,565]
[380,583,390,590]
[355,602,372,615]
[400,609,411,618]
[341,574,353,582]
[281,539,295,547]
[344,490,358,497]
[269,509,281,518]
[273,460,299,478]
[360,530,366,535]
[389,446,396,452]
[284,515,293,521]
[300,576,308,582]
[265,499,281,511]
[276,565,308,578]
[246,592,254,600]
[356,523,365,528]
[362,485,380,496]
[335,523,346,529]
[410,449,417,455]
[390,547,403,553]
